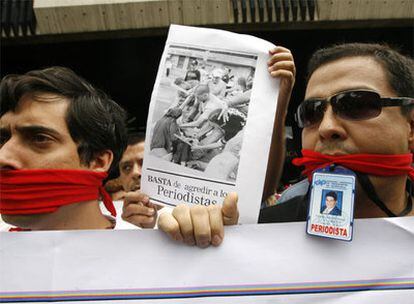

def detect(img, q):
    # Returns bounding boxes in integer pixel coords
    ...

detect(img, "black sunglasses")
[295,90,414,128]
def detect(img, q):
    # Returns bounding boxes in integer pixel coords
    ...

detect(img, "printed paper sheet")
[141,24,279,223]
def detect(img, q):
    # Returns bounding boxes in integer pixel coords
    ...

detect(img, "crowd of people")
[150,59,253,180]
[0,42,413,249]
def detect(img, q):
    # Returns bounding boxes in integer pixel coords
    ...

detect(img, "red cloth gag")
[0,169,116,216]
[292,149,414,181]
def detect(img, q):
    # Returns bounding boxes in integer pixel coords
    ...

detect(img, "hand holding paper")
[158,192,238,247]
[122,191,158,229]
[268,45,295,115]
[263,46,296,199]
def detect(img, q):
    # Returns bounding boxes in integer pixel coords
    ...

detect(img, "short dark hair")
[326,191,337,201]
[127,131,145,146]
[0,66,128,175]
[307,43,414,115]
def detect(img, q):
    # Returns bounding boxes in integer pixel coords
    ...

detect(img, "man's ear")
[89,150,113,172]
[408,109,414,152]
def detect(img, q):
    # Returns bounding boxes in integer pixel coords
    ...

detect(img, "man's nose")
[132,163,142,179]
[0,138,23,169]
[318,105,348,141]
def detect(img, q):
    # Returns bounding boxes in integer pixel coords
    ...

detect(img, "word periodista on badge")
[310,224,349,237]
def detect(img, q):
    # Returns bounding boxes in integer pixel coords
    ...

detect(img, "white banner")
[1,217,413,303]
[141,24,279,224]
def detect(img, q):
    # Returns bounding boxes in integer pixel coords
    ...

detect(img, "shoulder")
[332,206,341,215]
[277,179,310,204]
[258,179,310,223]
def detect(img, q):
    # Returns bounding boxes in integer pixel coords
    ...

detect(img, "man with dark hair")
[0,66,128,230]
[119,132,146,192]
[118,132,160,229]
[321,191,341,216]
[259,42,414,222]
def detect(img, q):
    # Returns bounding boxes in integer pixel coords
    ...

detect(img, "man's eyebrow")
[0,126,11,136]
[120,160,133,165]
[15,125,62,137]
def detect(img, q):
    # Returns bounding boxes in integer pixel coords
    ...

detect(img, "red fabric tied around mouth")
[292,149,414,180]
[0,169,116,216]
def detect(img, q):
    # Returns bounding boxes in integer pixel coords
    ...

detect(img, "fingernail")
[198,240,209,248]
[185,237,195,246]
[212,235,222,246]
[148,208,155,215]
[174,233,183,242]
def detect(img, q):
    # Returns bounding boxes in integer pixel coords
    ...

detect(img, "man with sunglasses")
[259,42,414,222]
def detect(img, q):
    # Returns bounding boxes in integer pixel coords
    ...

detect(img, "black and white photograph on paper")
[148,44,257,182]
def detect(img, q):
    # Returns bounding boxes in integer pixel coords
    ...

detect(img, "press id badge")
[306,165,356,241]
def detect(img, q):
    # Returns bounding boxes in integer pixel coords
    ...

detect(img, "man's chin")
[2,214,42,229]
[322,152,349,156]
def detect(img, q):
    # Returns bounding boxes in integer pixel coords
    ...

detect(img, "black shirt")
[258,178,413,222]
[184,70,201,82]
[258,194,309,223]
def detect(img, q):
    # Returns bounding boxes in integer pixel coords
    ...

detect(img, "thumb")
[222,192,239,225]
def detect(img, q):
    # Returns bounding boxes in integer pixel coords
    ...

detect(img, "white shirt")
[322,207,334,214]
[0,217,12,231]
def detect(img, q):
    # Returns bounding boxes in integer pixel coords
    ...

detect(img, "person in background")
[179,84,228,130]
[119,132,145,192]
[119,132,160,229]
[165,56,173,77]
[184,59,201,82]
[150,107,182,160]
[208,68,227,98]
